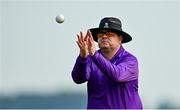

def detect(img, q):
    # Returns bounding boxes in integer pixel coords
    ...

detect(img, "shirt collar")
[110,45,125,61]
[98,45,125,61]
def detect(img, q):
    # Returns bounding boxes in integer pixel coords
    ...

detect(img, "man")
[71,17,143,109]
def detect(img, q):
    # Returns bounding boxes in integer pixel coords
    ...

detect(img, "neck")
[101,45,121,60]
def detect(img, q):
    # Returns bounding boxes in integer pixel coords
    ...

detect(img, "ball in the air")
[56,14,65,23]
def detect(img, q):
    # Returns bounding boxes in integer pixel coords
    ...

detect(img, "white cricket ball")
[56,14,65,23]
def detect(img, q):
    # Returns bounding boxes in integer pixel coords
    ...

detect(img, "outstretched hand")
[76,30,96,58]
[87,30,96,56]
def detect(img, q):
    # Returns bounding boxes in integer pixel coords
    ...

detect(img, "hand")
[87,30,96,56]
[76,31,89,58]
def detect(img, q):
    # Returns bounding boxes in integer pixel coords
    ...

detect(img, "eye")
[97,33,104,38]
[106,32,114,37]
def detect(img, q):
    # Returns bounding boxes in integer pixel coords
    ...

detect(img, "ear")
[118,35,123,42]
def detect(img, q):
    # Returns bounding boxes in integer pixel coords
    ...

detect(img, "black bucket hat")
[89,17,132,43]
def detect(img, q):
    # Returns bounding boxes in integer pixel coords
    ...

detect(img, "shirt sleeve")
[71,55,91,84]
[91,51,139,82]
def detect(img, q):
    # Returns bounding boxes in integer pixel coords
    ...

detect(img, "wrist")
[89,51,96,56]
[80,50,89,58]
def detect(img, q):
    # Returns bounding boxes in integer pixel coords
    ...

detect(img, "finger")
[90,35,95,46]
[78,32,83,43]
[88,30,94,41]
[86,30,91,41]
[87,32,90,41]
[84,31,89,41]
[76,41,82,48]
[88,37,93,46]
[77,34,82,44]
[77,34,80,42]
[80,31,84,42]
[88,30,91,35]
[89,33,93,41]
[86,30,91,43]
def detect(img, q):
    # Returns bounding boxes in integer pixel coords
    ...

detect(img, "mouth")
[100,39,110,43]
[100,41,110,46]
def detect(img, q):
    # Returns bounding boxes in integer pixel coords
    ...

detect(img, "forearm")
[91,52,138,82]
[71,55,91,84]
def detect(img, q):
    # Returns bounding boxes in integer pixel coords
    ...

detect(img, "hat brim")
[90,28,132,43]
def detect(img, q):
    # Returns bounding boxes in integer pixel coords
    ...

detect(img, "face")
[97,30,122,50]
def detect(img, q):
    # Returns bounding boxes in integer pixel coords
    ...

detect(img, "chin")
[100,45,110,49]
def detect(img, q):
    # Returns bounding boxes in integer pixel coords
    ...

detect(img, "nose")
[101,34,108,38]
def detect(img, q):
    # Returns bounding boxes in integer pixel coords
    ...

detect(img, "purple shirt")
[72,46,143,109]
